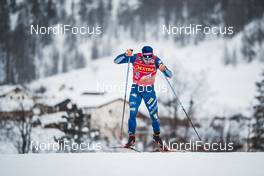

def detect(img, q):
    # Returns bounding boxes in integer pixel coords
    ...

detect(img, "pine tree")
[55,104,90,152]
[185,99,195,139]
[252,71,264,151]
[91,41,99,60]
[0,0,12,84]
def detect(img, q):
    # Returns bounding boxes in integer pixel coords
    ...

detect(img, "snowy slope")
[0,153,263,176]
[29,38,262,119]
[158,39,262,118]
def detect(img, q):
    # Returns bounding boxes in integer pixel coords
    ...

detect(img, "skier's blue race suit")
[114,53,172,134]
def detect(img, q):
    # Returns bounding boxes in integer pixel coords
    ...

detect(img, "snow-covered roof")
[71,95,124,109]
[0,85,26,97]
[36,112,68,126]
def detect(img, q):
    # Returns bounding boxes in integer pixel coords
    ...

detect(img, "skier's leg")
[128,84,142,135]
[142,89,169,151]
[142,86,160,133]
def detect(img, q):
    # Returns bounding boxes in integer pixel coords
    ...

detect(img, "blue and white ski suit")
[114,53,172,134]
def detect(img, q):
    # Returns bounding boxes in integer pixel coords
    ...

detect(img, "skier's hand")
[140,75,152,83]
[126,49,133,57]
[158,64,166,72]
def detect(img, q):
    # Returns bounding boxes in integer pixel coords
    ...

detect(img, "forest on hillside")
[0,0,264,84]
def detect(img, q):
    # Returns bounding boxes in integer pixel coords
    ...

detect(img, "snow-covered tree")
[55,104,90,152]
[251,71,264,151]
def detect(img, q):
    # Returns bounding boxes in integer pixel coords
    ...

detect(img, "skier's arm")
[114,49,136,64]
[156,57,172,78]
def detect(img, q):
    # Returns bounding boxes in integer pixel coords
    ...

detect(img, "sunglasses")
[143,53,153,60]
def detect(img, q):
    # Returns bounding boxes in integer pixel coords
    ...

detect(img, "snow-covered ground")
[0,153,263,176]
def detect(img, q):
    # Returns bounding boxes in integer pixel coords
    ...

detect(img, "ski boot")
[153,132,169,152]
[124,134,136,148]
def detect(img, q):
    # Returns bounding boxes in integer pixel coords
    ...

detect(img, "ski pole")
[163,75,202,141]
[120,53,132,140]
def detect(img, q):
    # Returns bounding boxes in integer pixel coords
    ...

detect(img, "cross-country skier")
[114,46,172,150]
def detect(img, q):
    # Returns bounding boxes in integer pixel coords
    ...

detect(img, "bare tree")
[159,66,188,130]
[159,65,207,140]
[14,103,33,154]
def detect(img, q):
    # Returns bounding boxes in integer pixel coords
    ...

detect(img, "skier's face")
[142,53,153,64]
